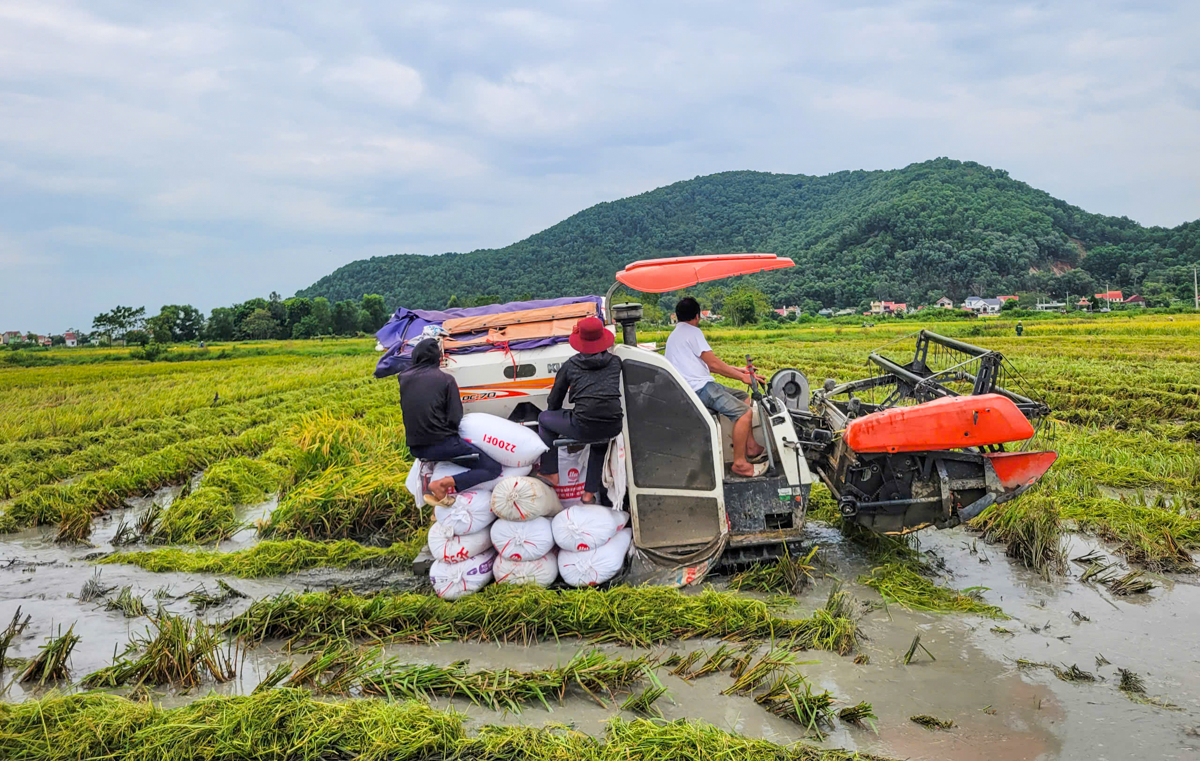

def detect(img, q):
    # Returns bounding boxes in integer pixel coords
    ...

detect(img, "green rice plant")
[911,714,955,730]
[837,701,877,728]
[79,570,116,602]
[105,587,150,618]
[666,650,704,677]
[285,641,379,695]
[805,484,840,523]
[143,454,286,546]
[223,585,846,650]
[1107,570,1155,595]
[903,633,935,665]
[1054,664,1096,682]
[754,673,836,737]
[860,562,1007,618]
[135,502,162,538]
[362,649,652,711]
[82,613,236,688]
[728,545,818,595]
[55,508,94,544]
[722,647,808,695]
[195,456,285,504]
[621,684,668,717]
[189,579,248,610]
[1118,667,1145,695]
[672,643,755,679]
[288,410,402,482]
[1114,667,1179,709]
[969,494,1066,578]
[97,536,423,577]
[260,463,422,542]
[0,607,31,669]
[0,689,902,761]
[251,662,294,694]
[789,588,862,655]
[150,486,240,545]
[20,625,79,685]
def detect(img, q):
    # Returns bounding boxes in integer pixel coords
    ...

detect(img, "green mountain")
[299,158,1200,311]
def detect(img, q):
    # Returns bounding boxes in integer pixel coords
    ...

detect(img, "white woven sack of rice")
[490,516,555,562]
[558,528,633,587]
[427,521,492,564]
[491,476,563,522]
[474,463,533,493]
[459,412,548,467]
[552,506,631,553]
[494,550,559,587]
[433,489,495,536]
[430,549,495,600]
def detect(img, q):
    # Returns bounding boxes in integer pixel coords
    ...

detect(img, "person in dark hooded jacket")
[400,338,502,506]
[537,316,623,503]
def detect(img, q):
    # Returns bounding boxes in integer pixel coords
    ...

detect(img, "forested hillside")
[299,159,1200,312]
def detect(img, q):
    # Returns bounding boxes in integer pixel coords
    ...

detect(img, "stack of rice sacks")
[544,444,632,587]
[490,474,563,586]
[552,503,632,586]
[422,413,548,599]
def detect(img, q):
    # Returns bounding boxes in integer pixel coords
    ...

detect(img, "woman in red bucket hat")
[536,316,623,503]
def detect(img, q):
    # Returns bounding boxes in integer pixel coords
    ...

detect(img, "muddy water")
[1,504,1198,761]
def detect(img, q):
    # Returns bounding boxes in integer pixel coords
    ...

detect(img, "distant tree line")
[77,293,391,346]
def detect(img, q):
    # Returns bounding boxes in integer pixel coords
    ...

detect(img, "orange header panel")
[615,253,795,293]
[843,394,1035,454]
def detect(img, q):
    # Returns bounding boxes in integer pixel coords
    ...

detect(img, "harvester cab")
[376,253,1056,583]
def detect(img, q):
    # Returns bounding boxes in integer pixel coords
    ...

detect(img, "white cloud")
[324,56,424,107]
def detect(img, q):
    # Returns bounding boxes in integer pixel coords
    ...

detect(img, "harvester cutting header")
[376,254,1056,586]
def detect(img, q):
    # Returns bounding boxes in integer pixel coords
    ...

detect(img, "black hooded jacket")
[399,340,463,447]
[547,351,623,431]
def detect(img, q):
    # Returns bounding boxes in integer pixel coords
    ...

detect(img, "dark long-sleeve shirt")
[547,351,623,430]
[399,365,464,447]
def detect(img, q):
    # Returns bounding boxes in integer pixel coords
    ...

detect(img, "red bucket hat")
[569,316,614,353]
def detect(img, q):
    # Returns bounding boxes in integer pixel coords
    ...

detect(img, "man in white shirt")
[665,297,764,477]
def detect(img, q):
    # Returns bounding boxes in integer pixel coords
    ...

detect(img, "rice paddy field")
[1,314,1198,760]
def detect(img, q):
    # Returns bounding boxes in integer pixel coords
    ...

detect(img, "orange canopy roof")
[615,253,794,293]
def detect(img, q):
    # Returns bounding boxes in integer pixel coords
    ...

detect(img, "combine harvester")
[377,254,1056,583]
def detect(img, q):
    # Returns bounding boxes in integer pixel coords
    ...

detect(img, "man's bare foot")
[731,460,755,477]
[581,492,596,504]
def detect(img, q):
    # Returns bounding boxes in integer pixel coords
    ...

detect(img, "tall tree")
[239,309,279,340]
[332,300,362,335]
[360,294,389,332]
[311,297,333,335]
[205,307,236,341]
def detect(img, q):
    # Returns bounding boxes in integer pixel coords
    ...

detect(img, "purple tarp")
[374,295,604,378]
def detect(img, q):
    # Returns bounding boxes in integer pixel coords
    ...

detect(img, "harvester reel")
[768,369,810,412]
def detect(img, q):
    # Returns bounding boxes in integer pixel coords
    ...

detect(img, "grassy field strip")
[97,537,424,577]
[0,377,376,498]
[0,338,380,368]
[1,384,407,537]
[0,354,375,441]
[221,586,862,654]
[0,689,897,761]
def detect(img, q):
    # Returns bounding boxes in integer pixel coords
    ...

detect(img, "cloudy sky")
[2,0,1198,331]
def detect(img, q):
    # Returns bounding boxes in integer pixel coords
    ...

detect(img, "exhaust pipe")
[612,302,643,346]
